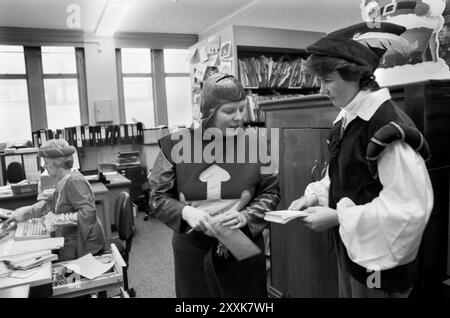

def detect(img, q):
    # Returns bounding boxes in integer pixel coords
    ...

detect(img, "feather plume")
[353,32,416,55]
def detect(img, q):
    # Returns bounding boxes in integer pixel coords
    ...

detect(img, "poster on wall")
[204,66,219,81]
[219,41,232,59]
[194,63,208,80]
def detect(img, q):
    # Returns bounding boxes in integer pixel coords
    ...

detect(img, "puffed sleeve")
[149,149,188,233]
[304,170,330,207]
[336,141,433,270]
[241,170,280,237]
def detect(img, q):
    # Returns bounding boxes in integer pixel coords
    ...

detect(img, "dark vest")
[328,99,420,292]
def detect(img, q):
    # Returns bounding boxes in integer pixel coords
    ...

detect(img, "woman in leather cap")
[149,73,280,297]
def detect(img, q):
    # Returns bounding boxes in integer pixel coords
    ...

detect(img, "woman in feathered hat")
[149,73,280,297]
[288,22,433,297]
[4,139,105,261]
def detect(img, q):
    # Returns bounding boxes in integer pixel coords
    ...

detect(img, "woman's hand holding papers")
[299,207,339,232]
[288,195,318,211]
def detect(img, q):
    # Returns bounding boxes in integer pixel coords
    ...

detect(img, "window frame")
[41,46,88,129]
[0,46,33,141]
[163,49,191,127]
[0,45,88,133]
[116,48,168,126]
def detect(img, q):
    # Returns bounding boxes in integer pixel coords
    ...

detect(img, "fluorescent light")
[95,0,132,37]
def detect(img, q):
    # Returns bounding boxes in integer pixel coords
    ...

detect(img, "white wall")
[83,34,121,125]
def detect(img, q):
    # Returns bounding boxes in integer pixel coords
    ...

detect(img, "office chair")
[111,191,136,297]
[6,162,25,184]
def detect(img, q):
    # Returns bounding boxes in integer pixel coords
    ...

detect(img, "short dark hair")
[305,55,380,91]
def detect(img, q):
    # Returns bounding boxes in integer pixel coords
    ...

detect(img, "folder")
[100,126,106,145]
[75,126,82,148]
[127,124,133,144]
[132,124,137,143]
[40,129,47,144]
[32,131,40,148]
[83,125,90,146]
[119,124,125,143]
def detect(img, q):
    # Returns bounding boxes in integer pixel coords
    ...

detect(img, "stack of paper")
[0,237,64,260]
[3,250,57,270]
[264,210,310,224]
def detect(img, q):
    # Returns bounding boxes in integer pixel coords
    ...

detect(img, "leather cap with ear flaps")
[200,73,247,122]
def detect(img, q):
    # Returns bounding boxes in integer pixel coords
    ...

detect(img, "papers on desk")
[0,237,64,260]
[63,253,115,280]
[3,250,57,270]
[264,210,310,224]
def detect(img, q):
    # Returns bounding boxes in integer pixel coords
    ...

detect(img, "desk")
[0,191,37,210]
[0,241,125,298]
[0,173,132,243]
[0,284,30,298]
[0,185,112,243]
[0,261,52,292]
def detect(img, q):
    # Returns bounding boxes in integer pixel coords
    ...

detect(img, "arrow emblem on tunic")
[199,164,231,201]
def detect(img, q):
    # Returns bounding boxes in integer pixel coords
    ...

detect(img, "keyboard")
[0,208,14,220]
[15,218,49,241]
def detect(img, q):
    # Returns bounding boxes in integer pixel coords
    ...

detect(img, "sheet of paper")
[64,253,115,280]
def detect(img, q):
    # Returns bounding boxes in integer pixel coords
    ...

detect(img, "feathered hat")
[306,22,408,72]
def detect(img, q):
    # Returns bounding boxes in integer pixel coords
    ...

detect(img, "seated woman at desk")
[5,139,105,261]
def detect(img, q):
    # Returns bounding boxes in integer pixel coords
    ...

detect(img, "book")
[264,210,310,224]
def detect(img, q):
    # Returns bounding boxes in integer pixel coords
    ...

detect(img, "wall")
[83,34,121,125]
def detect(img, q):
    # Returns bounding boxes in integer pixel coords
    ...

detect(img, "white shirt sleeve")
[336,141,433,271]
[304,168,330,207]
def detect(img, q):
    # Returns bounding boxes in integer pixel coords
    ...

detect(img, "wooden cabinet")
[260,80,450,298]
[262,95,339,297]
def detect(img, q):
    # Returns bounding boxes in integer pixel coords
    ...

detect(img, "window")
[42,47,81,130]
[119,48,154,127]
[0,45,32,142]
[0,45,87,144]
[164,49,192,127]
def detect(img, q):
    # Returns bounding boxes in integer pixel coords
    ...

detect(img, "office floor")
[128,213,176,298]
